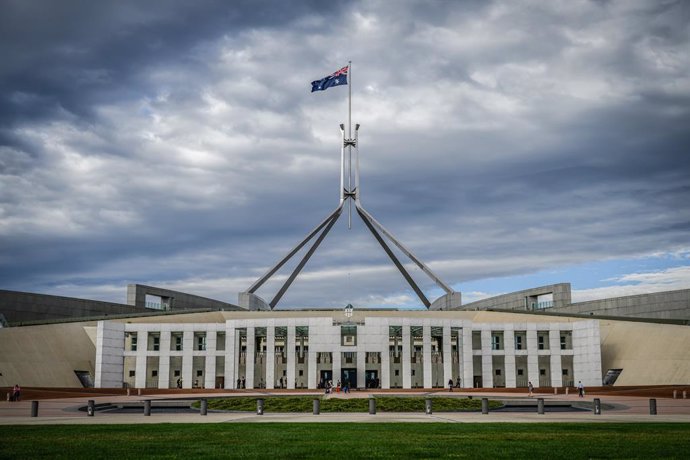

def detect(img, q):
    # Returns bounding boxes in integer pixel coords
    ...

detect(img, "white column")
[224,323,235,389]
[462,326,473,388]
[95,321,125,388]
[333,349,342,386]
[504,328,516,388]
[422,325,432,388]
[550,325,563,388]
[527,327,539,387]
[307,350,317,389]
[443,325,452,388]
[246,326,255,389]
[287,326,296,390]
[135,329,148,389]
[356,350,365,388]
[204,329,217,389]
[381,338,390,389]
[481,328,493,388]
[158,330,171,389]
[182,330,194,389]
[402,324,411,389]
[266,325,275,389]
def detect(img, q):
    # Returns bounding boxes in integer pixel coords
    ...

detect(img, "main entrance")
[320,370,333,388]
[341,368,356,388]
[365,370,379,388]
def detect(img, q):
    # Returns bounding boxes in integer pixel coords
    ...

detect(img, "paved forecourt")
[2,390,690,425]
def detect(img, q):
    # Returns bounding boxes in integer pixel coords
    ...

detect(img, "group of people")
[320,379,351,394]
[447,377,462,391]
[7,384,21,402]
[236,376,246,389]
[527,380,585,397]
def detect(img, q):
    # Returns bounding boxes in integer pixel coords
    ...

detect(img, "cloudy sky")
[1,0,689,309]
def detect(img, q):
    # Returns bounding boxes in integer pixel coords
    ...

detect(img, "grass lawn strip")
[194,396,503,412]
[1,423,689,459]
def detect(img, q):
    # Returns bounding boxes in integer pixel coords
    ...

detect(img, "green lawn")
[194,396,503,412]
[2,423,690,459]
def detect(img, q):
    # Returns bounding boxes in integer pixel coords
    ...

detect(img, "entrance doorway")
[341,368,357,388]
[320,370,332,388]
[365,370,379,388]
[473,376,483,388]
[215,376,225,389]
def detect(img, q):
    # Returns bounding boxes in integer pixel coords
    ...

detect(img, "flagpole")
[348,60,352,229]
[348,60,352,138]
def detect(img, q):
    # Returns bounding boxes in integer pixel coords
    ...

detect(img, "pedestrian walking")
[577,380,585,397]
[528,381,534,397]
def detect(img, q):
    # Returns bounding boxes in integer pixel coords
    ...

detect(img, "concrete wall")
[458,284,572,311]
[0,322,98,387]
[0,289,148,324]
[127,284,244,311]
[552,289,690,320]
[599,319,690,385]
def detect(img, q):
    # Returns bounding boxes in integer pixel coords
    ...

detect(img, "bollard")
[593,398,601,415]
[87,400,95,417]
[138,388,142,396]
[684,391,687,399]
[313,399,320,415]
[369,398,376,415]
[481,398,489,415]
[554,388,558,395]
[126,388,131,396]
[673,390,677,399]
[565,387,569,395]
[425,398,432,415]
[649,398,657,415]
[31,401,39,417]
[537,398,545,415]
[200,399,207,416]
[257,398,264,415]
[144,399,151,416]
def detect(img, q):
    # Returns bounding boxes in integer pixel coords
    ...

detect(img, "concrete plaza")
[2,389,690,425]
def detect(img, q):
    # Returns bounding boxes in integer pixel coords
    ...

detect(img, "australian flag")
[311,65,348,92]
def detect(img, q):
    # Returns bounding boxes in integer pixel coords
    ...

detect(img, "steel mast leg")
[269,207,343,308]
[356,206,430,308]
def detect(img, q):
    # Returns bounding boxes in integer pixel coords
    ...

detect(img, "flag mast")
[348,60,352,229]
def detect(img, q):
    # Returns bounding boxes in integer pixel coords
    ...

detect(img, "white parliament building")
[95,309,602,391]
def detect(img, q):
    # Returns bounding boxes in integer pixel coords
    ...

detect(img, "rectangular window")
[395,370,400,376]
[539,369,546,376]
[176,337,182,351]
[174,370,180,377]
[515,336,523,350]
[562,369,568,375]
[129,370,135,377]
[560,336,567,350]
[491,335,501,350]
[538,336,545,350]
[196,334,206,351]
[517,369,524,376]
[299,370,303,376]
[153,336,160,351]
[495,369,501,376]
[411,370,416,376]
[196,370,203,377]
[131,335,137,352]
[152,370,158,377]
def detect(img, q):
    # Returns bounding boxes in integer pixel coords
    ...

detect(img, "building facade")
[96,314,602,390]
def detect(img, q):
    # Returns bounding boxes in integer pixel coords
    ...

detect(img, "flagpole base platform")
[239,292,271,311]
[429,292,463,311]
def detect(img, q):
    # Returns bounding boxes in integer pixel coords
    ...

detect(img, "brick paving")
[2,388,690,425]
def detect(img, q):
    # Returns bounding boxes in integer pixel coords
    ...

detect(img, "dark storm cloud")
[1,0,689,307]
